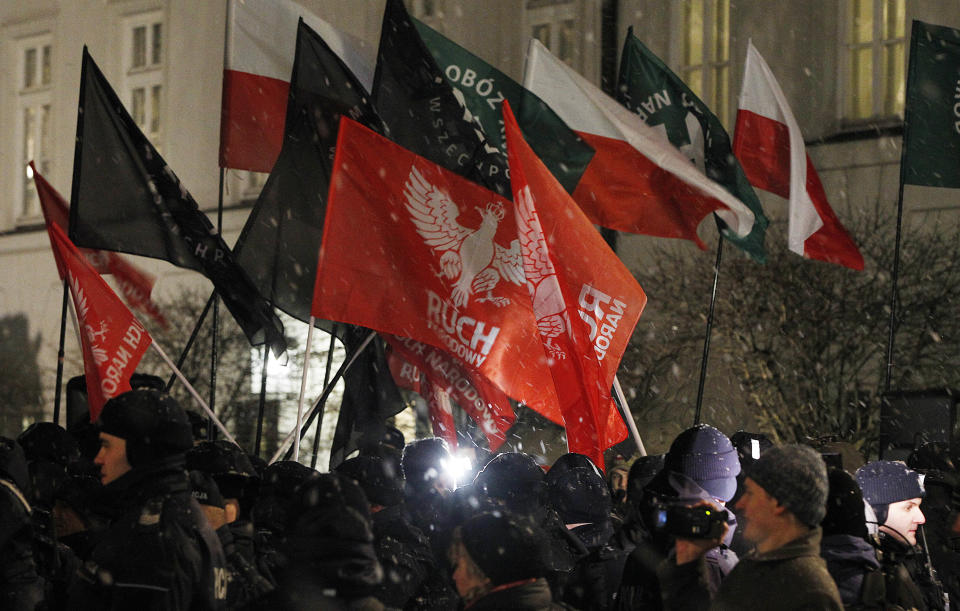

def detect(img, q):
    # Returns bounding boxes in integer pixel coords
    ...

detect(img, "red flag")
[503,101,647,469]
[31,163,168,328]
[420,374,458,450]
[45,222,152,420]
[312,118,563,426]
[386,336,516,451]
[219,0,375,172]
[733,42,863,270]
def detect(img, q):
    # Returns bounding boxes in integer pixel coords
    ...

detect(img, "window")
[527,1,579,67]
[124,12,164,148]
[409,0,443,19]
[675,0,730,126]
[843,0,905,121]
[17,34,53,222]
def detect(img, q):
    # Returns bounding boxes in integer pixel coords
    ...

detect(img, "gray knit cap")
[747,444,829,527]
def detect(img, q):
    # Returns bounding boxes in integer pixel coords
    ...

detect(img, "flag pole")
[884,23,922,393]
[207,167,227,439]
[311,326,338,469]
[694,233,724,425]
[613,375,646,456]
[53,279,70,425]
[254,345,269,457]
[271,329,376,463]
[165,290,216,391]
[150,340,237,445]
[292,316,317,462]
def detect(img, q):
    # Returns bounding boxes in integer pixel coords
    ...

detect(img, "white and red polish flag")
[733,42,864,270]
[503,100,647,470]
[31,162,168,329]
[45,222,152,421]
[523,39,756,249]
[219,0,375,172]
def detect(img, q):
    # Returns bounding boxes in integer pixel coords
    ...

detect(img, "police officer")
[68,389,228,610]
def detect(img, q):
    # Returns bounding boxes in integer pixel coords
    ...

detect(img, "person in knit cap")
[659,444,843,610]
[448,510,570,610]
[857,460,945,610]
[616,426,740,610]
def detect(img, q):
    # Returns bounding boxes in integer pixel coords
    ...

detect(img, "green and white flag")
[902,20,960,187]
[617,28,768,261]
[414,19,594,194]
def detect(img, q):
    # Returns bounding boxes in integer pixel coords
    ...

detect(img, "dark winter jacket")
[216,522,274,609]
[821,533,881,606]
[68,461,228,610]
[0,477,44,610]
[659,527,843,611]
[553,520,631,610]
[877,535,938,611]
[466,578,573,611]
[369,504,435,609]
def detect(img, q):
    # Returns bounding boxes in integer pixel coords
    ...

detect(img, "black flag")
[235,19,384,326]
[372,0,510,197]
[329,328,406,470]
[69,48,286,356]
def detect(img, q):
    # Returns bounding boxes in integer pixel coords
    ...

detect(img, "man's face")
[882,498,925,545]
[94,432,132,485]
[733,478,778,543]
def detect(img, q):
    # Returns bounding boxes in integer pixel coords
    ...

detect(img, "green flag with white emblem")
[414,18,594,194]
[617,28,768,262]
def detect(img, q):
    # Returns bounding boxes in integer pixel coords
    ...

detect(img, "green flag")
[617,28,768,261]
[902,20,960,187]
[414,19,594,194]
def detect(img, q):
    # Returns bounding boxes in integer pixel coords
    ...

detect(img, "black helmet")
[18,422,80,467]
[97,390,193,468]
[186,440,258,499]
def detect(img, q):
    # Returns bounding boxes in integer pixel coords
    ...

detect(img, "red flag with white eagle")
[733,42,863,270]
[385,335,516,451]
[45,222,152,421]
[31,162,168,328]
[219,0,375,172]
[312,117,563,426]
[503,101,647,469]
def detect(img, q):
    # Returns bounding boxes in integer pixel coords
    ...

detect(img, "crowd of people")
[0,385,958,610]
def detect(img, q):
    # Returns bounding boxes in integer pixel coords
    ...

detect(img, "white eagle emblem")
[515,185,568,361]
[404,166,524,308]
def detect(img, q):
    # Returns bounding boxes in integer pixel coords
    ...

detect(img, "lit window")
[677,0,730,126]
[17,34,53,222]
[125,12,164,148]
[844,0,905,120]
[528,1,579,67]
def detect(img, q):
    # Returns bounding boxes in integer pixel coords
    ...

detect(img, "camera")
[650,502,729,539]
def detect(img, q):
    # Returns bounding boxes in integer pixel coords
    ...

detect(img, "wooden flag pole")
[613,376,646,456]
[292,316,317,462]
[150,340,237,445]
[694,234,724,425]
[271,329,376,464]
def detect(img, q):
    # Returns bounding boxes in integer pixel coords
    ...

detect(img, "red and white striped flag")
[733,42,863,270]
[219,0,375,172]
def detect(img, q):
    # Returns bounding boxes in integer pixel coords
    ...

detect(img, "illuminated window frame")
[842,0,906,122]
